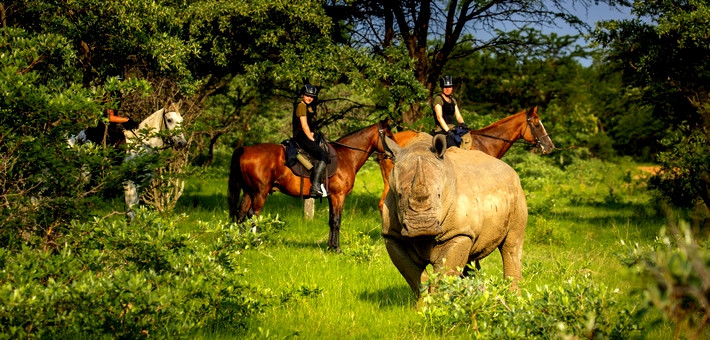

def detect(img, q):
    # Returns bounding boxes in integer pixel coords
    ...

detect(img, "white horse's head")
[128,105,187,150]
[162,110,187,148]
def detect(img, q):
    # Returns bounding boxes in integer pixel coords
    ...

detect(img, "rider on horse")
[292,84,329,197]
[432,75,469,148]
[83,74,139,147]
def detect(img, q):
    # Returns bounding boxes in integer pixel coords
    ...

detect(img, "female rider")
[292,84,329,197]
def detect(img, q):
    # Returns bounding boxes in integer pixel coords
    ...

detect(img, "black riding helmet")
[439,75,454,88]
[301,84,318,98]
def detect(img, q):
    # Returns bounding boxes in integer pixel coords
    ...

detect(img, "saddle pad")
[283,143,338,178]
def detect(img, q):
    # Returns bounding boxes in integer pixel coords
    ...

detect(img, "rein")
[330,141,369,153]
[469,131,516,144]
[329,122,389,155]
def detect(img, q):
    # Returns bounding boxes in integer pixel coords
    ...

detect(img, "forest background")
[2,0,710,338]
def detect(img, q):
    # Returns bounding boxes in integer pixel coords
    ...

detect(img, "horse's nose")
[174,136,187,149]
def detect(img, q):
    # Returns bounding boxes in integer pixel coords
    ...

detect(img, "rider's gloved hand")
[459,122,469,130]
[446,129,456,138]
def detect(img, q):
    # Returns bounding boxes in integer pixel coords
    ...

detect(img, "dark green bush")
[0,208,280,338]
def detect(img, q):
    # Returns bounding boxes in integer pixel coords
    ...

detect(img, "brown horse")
[228,119,394,252]
[378,106,554,211]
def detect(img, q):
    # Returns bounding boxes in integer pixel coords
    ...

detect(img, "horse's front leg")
[327,195,344,253]
[123,179,139,222]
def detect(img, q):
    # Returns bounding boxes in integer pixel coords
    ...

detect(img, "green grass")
[167,154,691,339]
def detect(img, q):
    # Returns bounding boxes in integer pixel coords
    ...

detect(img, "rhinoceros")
[381,133,527,296]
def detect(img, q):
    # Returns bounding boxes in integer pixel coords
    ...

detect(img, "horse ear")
[383,136,402,161]
[166,101,181,113]
[432,134,447,159]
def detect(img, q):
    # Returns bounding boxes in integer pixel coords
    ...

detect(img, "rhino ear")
[383,136,403,161]
[433,134,447,159]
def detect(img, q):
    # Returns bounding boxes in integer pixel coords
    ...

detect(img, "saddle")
[434,125,472,149]
[281,139,338,178]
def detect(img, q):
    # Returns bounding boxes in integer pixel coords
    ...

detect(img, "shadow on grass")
[358,285,415,308]
[280,239,331,252]
[176,191,309,214]
[548,200,664,226]
[176,192,228,211]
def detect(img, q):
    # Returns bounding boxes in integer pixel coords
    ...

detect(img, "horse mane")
[141,101,180,129]
[475,107,530,133]
[141,108,165,130]
[335,121,381,143]
[334,126,367,143]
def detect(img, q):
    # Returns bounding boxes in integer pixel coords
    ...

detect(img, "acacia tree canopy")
[324,0,622,123]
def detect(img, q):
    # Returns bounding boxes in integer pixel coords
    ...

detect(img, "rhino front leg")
[431,236,474,277]
[384,236,426,296]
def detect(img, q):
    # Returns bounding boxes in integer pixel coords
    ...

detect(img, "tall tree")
[594,0,710,212]
[326,0,611,123]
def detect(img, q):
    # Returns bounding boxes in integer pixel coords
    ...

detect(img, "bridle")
[522,109,550,147]
[126,109,181,149]
[160,110,176,147]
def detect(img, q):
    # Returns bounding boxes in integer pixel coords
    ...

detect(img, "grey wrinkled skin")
[381,133,527,296]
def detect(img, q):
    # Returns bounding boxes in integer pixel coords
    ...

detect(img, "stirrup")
[309,184,328,198]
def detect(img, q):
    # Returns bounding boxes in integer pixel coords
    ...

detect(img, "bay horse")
[68,105,187,220]
[378,106,554,211]
[228,119,393,252]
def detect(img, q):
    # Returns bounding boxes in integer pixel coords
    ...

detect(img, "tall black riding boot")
[309,160,328,197]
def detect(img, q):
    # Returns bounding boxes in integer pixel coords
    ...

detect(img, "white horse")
[67,105,187,220]
[123,106,187,220]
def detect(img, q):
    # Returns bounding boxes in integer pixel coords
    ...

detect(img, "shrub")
[527,216,568,246]
[619,217,710,339]
[343,231,378,263]
[0,208,275,338]
[418,270,639,338]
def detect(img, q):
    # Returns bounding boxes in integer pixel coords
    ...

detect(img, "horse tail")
[228,146,245,222]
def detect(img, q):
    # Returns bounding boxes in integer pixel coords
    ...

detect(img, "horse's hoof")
[328,246,342,254]
[126,211,135,222]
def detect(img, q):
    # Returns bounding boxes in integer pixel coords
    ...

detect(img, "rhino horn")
[408,157,430,210]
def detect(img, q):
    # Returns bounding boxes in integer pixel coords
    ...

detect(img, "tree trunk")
[204,132,222,168]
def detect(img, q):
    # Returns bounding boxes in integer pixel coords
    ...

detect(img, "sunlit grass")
[169,154,682,338]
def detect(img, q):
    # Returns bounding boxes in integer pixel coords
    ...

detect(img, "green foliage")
[342,231,378,263]
[619,219,710,339]
[198,214,287,252]
[0,208,278,338]
[650,126,710,208]
[418,271,639,338]
[527,216,569,246]
[594,0,710,209]
[0,26,122,244]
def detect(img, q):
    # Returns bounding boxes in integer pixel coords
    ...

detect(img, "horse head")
[523,106,555,154]
[162,109,187,149]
